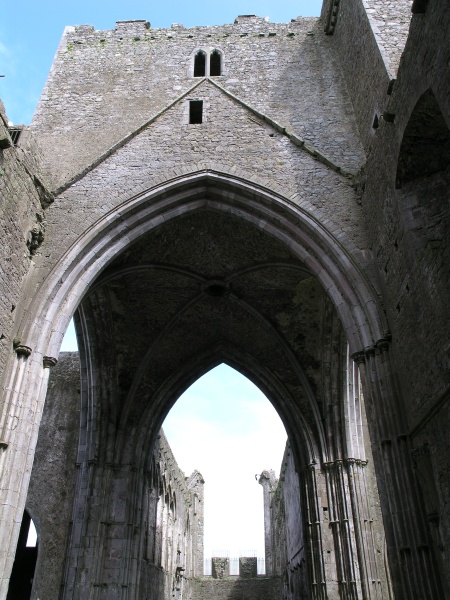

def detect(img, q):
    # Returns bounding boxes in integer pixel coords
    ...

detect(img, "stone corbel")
[43,356,58,368]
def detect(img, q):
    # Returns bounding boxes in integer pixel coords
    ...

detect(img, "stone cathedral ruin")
[0,0,449,598]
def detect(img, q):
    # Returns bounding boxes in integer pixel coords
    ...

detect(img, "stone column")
[0,350,56,598]
[353,343,444,600]
[258,470,277,575]
[301,464,327,600]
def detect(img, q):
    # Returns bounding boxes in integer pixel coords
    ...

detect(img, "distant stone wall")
[191,575,281,600]
[139,431,205,600]
[259,444,307,599]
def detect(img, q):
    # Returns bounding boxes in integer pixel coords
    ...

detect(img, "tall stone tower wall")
[31,15,365,191]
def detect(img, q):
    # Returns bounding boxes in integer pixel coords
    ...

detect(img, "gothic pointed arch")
[396,88,450,188]
[193,51,207,77]
[2,171,391,599]
[210,49,222,76]
[15,171,387,361]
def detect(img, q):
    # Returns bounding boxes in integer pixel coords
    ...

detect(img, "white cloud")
[163,364,287,558]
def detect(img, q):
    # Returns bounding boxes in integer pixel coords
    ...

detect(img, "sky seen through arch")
[61,321,287,560]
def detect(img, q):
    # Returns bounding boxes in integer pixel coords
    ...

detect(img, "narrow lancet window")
[210,50,221,76]
[189,101,203,124]
[194,51,206,77]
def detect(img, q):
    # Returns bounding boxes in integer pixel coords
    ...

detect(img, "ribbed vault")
[77,207,339,469]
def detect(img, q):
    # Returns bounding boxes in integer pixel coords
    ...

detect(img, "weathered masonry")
[21,354,204,600]
[0,0,448,599]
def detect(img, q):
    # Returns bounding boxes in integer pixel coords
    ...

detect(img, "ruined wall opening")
[6,511,38,600]
[396,89,450,188]
[162,363,287,575]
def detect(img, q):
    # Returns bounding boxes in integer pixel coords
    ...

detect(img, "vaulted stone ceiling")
[79,208,344,464]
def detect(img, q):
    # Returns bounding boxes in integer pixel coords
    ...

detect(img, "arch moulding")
[19,169,387,360]
[0,169,390,593]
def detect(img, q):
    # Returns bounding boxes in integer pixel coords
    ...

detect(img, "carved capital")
[351,350,366,364]
[322,461,334,470]
[344,457,368,468]
[15,344,32,358]
[43,356,58,368]
[375,336,391,353]
[365,345,376,358]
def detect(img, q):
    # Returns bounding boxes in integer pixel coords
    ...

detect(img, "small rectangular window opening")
[189,100,203,124]
[8,127,23,146]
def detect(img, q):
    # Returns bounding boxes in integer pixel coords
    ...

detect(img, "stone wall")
[25,353,204,600]
[321,0,392,152]
[31,15,365,191]
[0,103,50,379]
[359,3,450,595]
[138,432,205,600]
[259,445,307,599]
[362,0,412,76]
[0,3,448,599]
[190,575,281,600]
[26,353,80,600]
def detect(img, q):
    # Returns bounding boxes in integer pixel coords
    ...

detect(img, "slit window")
[194,52,206,77]
[210,50,221,76]
[189,101,203,124]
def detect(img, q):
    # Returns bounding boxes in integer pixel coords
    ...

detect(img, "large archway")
[2,173,391,598]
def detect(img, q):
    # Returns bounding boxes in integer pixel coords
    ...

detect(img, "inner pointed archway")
[162,363,287,569]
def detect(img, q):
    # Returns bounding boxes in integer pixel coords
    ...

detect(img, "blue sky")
[3,0,323,562]
[0,0,322,124]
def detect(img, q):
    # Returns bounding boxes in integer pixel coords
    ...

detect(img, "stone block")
[212,557,230,579]
[239,557,257,578]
